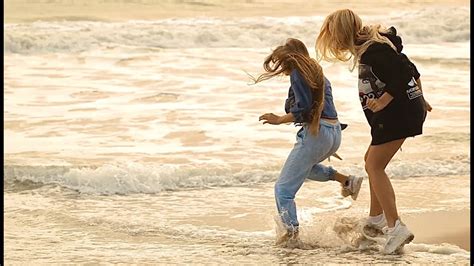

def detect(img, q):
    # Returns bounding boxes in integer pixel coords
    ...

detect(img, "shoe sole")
[341,188,351,198]
[385,233,415,254]
[394,234,415,253]
[350,177,363,200]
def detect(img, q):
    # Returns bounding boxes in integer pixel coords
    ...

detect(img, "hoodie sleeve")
[363,43,410,99]
[400,53,421,80]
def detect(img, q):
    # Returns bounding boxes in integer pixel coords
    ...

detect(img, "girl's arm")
[366,80,432,113]
[402,53,432,112]
[260,70,311,125]
[259,112,294,125]
[416,78,432,112]
[366,92,393,112]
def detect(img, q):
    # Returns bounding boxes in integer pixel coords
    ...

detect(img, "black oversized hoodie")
[357,26,425,127]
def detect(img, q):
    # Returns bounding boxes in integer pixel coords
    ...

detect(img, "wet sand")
[406,209,470,251]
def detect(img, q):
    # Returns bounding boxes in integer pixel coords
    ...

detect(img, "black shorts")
[369,99,427,145]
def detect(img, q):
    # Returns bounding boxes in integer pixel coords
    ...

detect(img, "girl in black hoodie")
[315,9,431,254]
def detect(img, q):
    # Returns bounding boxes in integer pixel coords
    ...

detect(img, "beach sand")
[406,209,470,251]
[352,175,471,252]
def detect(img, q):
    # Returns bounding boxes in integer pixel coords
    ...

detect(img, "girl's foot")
[275,227,299,246]
[362,214,387,238]
[382,219,414,254]
[341,175,363,200]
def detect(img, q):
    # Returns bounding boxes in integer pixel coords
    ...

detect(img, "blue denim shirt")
[284,69,338,125]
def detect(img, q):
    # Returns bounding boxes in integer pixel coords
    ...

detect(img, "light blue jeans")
[275,120,342,231]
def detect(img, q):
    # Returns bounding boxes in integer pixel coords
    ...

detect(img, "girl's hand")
[366,92,393,112]
[259,113,282,125]
[366,98,386,112]
[424,98,433,112]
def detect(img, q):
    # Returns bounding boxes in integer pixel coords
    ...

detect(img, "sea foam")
[4,7,469,54]
[4,154,469,195]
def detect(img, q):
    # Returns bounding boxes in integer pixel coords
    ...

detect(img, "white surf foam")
[4,162,279,194]
[4,7,469,54]
[4,153,469,195]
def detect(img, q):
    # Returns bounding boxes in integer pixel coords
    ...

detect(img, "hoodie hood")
[381,26,403,53]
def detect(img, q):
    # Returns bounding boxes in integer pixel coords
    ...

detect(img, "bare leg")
[333,172,349,185]
[307,163,350,185]
[365,139,406,227]
[364,146,383,217]
[368,181,384,216]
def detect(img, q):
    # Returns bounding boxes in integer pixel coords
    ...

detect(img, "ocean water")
[4,2,470,264]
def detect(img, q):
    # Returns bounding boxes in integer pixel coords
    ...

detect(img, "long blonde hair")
[315,9,396,70]
[252,38,325,135]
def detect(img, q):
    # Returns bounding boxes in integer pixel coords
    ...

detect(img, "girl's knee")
[364,161,370,174]
[274,182,285,195]
[274,183,295,199]
[365,162,385,176]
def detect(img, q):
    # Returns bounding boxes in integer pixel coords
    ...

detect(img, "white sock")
[368,213,384,224]
[393,219,401,228]
[387,219,401,231]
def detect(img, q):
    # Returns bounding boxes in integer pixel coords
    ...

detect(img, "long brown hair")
[315,9,396,70]
[252,38,325,135]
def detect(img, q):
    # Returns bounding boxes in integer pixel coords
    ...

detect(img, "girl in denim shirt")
[254,38,363,246]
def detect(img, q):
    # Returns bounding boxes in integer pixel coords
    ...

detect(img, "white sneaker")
[362,214,387,238]
[382,219,414,254]
[275,228,303,248]
[275,228,300,246]
[341,175,363,200]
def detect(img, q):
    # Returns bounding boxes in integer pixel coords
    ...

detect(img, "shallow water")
[5,177,470,264]
[4,1,470,264]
